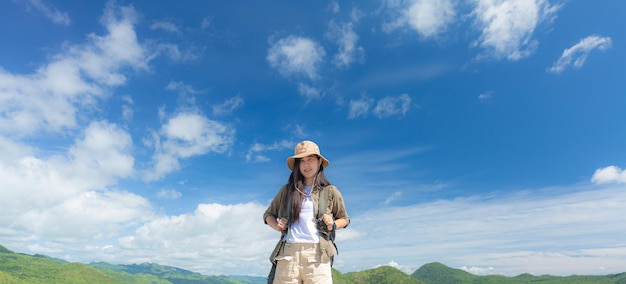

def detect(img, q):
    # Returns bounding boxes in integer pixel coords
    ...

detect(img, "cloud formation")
[340,183,626,276]
[326,21,365,68]
[0,4,147,137]
[267,36,326,80]
[145,112,235,181]
[114,202,275,275]
[472,0,561,61]
[246,140,292,163]
[591,165,626,184]
[212,96,244,116]
[0,3,236,268]
[547,35,613,74]
[21,0,71,26]
[384,0,457,38]
[0,120,152,247]
[349,94,412,119]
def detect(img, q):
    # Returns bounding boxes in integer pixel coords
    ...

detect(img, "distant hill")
[0,245,123,284]
[343,265,425,284]
[2,244,626,284]
[89,261,259,283]
[412,261,626,284]
[0,244,257,284]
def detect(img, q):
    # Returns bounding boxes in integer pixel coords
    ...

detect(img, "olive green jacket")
[264,184,350,263]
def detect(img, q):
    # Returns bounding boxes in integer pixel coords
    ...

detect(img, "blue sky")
[1,0,625,277]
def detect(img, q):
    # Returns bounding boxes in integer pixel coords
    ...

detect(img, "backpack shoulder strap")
[318,186,338,261]
[284,189,293,237]
[317,186,331,219]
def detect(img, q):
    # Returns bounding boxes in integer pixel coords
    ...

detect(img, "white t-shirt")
[287,186,320,243]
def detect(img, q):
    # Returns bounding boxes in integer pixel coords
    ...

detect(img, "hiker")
[264,140,350,284]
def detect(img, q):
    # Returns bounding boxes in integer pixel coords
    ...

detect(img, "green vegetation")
[0,245,121,284]
[412,261,474,283]
[90,262,250,283]
[343,265,425,284]
[2,244,626,284]
[0,270,26,284]
[0,245,260,284]
[412,262,626,284]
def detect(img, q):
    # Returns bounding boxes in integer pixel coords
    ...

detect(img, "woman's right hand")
[276,218,288,231]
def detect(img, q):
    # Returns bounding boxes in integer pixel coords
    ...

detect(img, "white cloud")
[298,83,323,102]
[291,124,307,138]
[405,0,456,38]
[157,188,182,200]
[67,121,135,185]
[349,94,412,119]
[246,140,293,163]
[478,91,494,100]
[0,135,34,161]
[339,183,626,276]
[383,191,403,206]
[591,165,626,184]
[153,43,202,62]
[121,94,134,122]
[326,21,365,69]
[0,119,151,248]
[114,202,275,276]
[460,266,495,275]
[212,96,244,116]
[547,35,613,74]
[0,4,148,137]
[383,0,456,38]
[166,81,201,96]
[150,20,180,33]
[387,260,402,270]
[92,4,149,77]
[18,190,153,242]
[122,105,134,121]
[145,112,235,181]
[472,0,561,61]
[351,8,365,23]
[348,96,375,119]
[0,121,134,209]
[267,36,326,80]
[373,94,411,118]
[22,0,71,26]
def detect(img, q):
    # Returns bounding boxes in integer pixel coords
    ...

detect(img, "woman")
[264,140,350,284]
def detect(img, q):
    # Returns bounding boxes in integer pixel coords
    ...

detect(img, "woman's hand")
[321,214,334,231]
[276,218,288,232]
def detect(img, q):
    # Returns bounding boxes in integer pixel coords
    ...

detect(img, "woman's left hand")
[321,214,334,230]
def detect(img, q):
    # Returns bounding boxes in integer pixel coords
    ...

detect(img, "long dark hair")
[287,156,331,221]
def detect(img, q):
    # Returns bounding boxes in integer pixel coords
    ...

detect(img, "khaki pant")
[273,243,332,284]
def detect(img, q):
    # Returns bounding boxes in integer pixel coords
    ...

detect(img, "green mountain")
[0,245,260,284]
[342,265,425,284]
[3,244,626,284]
[412,261,626,284]
[0,245,123,284]
[89,261,259,283]
[413,262,468,283]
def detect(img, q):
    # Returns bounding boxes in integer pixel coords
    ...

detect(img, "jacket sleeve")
[263,185,288,224]
[330,185,350,228]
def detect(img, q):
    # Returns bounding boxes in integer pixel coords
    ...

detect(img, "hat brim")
[286,154,330,170]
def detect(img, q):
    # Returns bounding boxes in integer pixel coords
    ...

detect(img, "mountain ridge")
[2,244,626,283]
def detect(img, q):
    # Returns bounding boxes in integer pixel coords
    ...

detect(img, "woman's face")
[299,155,321,181]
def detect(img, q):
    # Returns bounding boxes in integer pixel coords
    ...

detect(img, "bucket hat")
[286,140,330,170]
